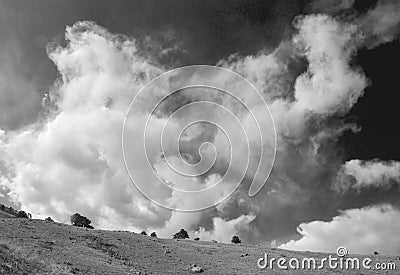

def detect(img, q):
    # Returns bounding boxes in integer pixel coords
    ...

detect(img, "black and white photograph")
[0,0,399,274]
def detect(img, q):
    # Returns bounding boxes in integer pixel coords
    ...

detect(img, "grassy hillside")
[0,218,398,274]
[0,210,16,219]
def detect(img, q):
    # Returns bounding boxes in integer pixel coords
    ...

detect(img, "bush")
[374,251,379,255]
[231,236,241,244]
[16,210,29,218]
[194,237,200,241]
[173,229,189,239]
[150,232,157,237]
[140,231,147,235]
[70,213,93,229]
[45,217,54,222]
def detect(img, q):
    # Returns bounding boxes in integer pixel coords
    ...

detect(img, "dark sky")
[341,42,400,161]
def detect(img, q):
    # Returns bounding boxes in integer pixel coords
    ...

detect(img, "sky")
[0,0,400,255]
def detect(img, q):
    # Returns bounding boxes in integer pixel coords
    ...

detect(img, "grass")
[0,218,398,274]
[0,242,46,274]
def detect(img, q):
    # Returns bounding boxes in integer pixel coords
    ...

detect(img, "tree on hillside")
[173,229,189,239]
[150,232,157,237]
[16,210,30,218]
[140,231,147,235]
[70,213,93,229]
[231,236,241,244]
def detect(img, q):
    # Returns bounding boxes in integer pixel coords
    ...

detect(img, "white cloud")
[193,214,256,243]
[280,204,400,255]
[222,14,368,141]
[0,21,169,229]
[335,159,400,192]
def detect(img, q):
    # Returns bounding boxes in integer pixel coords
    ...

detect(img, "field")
[0,218,398,274]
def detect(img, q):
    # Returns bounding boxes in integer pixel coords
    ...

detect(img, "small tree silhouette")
[70,213,93,228]
[150,232,157,237]
[173,229,189,239]
[231,236,241,244]
[140,231,147,235]
[16,210,29,218]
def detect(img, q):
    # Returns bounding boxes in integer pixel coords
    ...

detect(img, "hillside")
[0,211,16,219]
[0,218,398,274]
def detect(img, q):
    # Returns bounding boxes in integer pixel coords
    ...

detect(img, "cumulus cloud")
[0,21,169,230]
[335,159,400,192]
[280,204,400,255]
[193,214,256,243]
[223,14,367,140]
[0,21,261,237]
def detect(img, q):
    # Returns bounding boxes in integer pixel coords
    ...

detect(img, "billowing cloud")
[193,214,256,243]
[335,159,400,192]
[0,21,169,230]
[223,14,367,139]
[280,204,400,255]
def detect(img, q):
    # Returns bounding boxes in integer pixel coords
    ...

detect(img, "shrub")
[45,217,54,222]
[150,232,157,237]
[16,210,30,218]
[140,231,147,235]
[374,251,379,255]
[231,236,241,244]
[173,229,189,239]
[194,237,200,241]
[70,213,93,228]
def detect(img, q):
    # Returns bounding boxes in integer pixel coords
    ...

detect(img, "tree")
[140,231,147,235]
[150,232,157,237]
[173,229,189,239]
[231,236,241,244]
[16,210,29,218]
[70,213,93,228]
